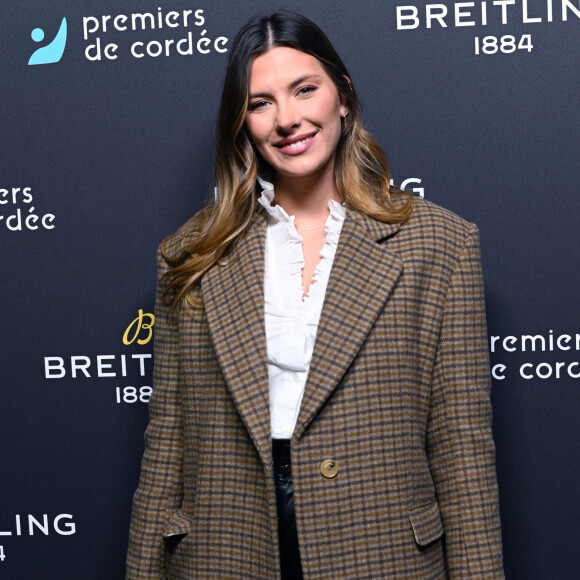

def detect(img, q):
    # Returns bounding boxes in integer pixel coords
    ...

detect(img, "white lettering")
[183,9,194,27]
[493,0,516,24]
[194,9,205,27]
[54,514,76,535]
[517,361,580,380]
[45,357,65,379]
[97,355,116,377]
[83,16,100,41]
[456,2,476,26]
[503,336,517,351]
[492,363,506,380]
[131,42,144,58]
[28,514,49,536]
[42,213,55,229]
[214,36,228,53]
[177,32,193,55]
[400,178,424,197]
[197,30,211,54]
[114,14,128,31]
[536,362,552,379]
[71,356,91,378]
[44,354,152,379]
[132,13,155,31]
[563,0,580,20]
[101,15,111,32]
[397,6,420,29]
[104,43,118,60]
[521,334,545,351]
[147,40,163,57]
[85,38,118,62]
[165,11,180,28]
[0,514,76,536]
[557,334,571,350]
[427,4,448,27]
[523,0,542,22]
[133,353,152,376]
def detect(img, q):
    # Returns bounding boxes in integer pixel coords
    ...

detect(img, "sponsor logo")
[393,177,425,198]
[0,186,56,232]
[123,309,155,346]
[82,8,228,61]
[489,329,580,381]
[395,1,580,29]
[0,514,76,537]
[26,8,229,65]
[28,17,67,65]
[394,1,580,55]
[44,310,155,404]
[0,513,75,562]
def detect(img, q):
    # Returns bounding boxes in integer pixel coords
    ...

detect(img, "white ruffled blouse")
[257,178,347,439]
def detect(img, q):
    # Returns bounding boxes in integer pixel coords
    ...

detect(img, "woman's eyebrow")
[248,74,322,99]
[288,73,322,89]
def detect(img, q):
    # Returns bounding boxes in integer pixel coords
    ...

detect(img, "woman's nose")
[275,100,300,132]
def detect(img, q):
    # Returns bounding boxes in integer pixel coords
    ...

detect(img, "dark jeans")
[272,439,304,580]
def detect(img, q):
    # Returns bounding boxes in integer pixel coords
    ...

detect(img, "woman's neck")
[272,169,341,222]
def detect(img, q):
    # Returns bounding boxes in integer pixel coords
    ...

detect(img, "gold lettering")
[123,309,155,345]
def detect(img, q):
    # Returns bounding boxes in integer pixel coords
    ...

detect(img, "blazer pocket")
[409,499,444,547]
[163,509,192,539]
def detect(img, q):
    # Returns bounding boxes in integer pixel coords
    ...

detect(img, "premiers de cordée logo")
[1,186,56,232]
[490,329,580,381]
[28,8,229,65]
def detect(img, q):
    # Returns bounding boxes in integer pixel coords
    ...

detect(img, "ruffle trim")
[257,178,346,304]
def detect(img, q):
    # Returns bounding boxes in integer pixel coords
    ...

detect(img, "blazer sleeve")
[126,245,184,579]
[426,225,505,579]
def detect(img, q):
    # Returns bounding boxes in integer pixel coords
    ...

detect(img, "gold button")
[320,459,339,479]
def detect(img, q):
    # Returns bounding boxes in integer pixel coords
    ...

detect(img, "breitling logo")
[123,309,155,346]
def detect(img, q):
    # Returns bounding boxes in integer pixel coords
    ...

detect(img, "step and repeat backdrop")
[1,1,579,578]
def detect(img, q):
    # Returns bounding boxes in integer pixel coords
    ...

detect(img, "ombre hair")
[163,10,413,310]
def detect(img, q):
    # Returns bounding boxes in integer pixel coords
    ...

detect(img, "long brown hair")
[163,11,412,310]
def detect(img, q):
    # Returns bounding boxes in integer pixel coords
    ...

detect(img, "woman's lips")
[274,132,317,155]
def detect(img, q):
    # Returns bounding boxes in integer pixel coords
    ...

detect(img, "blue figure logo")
[28,17,67,65]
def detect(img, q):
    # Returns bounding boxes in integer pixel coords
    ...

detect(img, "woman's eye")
[297,85,317,96]
[248,100,268,112]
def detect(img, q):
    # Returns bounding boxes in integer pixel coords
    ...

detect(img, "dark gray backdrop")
[1,1,579,578]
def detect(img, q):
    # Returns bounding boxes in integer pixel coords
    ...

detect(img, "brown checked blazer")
[127,191,504,579]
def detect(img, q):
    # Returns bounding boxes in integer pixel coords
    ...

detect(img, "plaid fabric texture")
[126,192,504,579]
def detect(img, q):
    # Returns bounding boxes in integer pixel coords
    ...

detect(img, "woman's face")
[245,46,347,181]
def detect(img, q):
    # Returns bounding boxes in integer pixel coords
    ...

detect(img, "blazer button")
[320,459,339,479]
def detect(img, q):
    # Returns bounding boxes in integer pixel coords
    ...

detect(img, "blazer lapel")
[293,209,403,441]
[201,202,404,458]
[201,205,272,468]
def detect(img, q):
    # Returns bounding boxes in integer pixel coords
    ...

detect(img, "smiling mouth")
[274,132,317,153]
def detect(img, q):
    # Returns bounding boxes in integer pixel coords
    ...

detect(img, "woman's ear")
[340,75,353,115]
[343,75,353,93]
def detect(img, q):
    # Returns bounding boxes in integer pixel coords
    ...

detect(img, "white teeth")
[283,135,313,149]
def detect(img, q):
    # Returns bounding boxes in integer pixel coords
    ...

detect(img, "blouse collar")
[256,177,346,224]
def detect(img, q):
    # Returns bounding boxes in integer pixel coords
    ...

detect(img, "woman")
[127,11,504,580]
